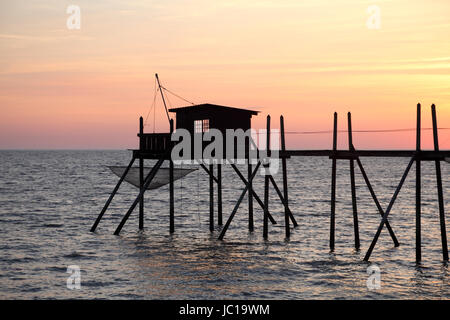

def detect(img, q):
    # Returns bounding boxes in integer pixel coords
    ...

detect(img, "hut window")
[194,119,210,133]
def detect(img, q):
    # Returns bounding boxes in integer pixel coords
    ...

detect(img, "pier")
[90,76,448,263]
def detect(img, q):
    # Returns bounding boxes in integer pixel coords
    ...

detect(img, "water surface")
[0,150,448,299]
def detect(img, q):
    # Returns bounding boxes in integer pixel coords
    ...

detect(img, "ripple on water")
[0,151,449,299]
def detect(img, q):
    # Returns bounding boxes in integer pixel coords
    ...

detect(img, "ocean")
[0,150,448,299]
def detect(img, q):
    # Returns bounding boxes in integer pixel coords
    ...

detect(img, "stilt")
[114,157,165,235]
[347,112,360,250]
[217,163,223,226]
[90,156,136,232]
[139,117,144,230]
[169,119,175,233]
[229,163,277,224]
[219,162,262,240]
[431,104,449,261]
[280,115,291,239]
[209,163,214,232]
[356,158,399,246]
[363,157,414,261]
[268,176,297,226]
[330,112,337,251]
[247,137,254,232]
[263,115,270,239]
[248,160,254,231]
[416,103,421,262]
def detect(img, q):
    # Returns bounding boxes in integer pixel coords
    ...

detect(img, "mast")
[155,73,171,123]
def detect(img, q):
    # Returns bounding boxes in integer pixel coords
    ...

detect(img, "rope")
[161,86,196,105]
[251,128,450,135]
[144,78,158,132]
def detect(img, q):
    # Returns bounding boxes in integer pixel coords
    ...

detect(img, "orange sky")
[1,0,449,149]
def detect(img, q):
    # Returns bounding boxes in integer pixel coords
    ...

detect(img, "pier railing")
[138,133,172,153]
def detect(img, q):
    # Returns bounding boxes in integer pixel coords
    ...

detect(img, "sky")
[1,0,450,149]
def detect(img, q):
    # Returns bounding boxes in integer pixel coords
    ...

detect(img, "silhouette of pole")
[348,112,360,250]
[139,117,144,230]
[219,162,262,240]
[90,156,136,232]
[114,157,165,235]
[209,163,214,232]
[431,104,448,261]
[217,163,223,226]
[263,115,270,239]
[268,176,297,226]
[355,158,399,246]
[416,103,421,262]
[247,138,254,232]
[280,115,290,238]
[364,157,414,261]
[169,119,175,233]
[229,163,277,224]
[330,112,337,251]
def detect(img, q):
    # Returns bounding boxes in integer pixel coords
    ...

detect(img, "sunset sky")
[1,0,449,149]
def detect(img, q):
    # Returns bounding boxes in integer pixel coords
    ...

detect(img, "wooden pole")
[348,112,360,250]
[363,157,414,261]
[90,156,136,232]
[355,158,399,246]
[217,163,223,226]
[263,115,270,239]
[139,117,144,230]
[431,104,449,261]
[169,119,175,233]
[247,138,254,232]
[229,163,277,224]
[219,162,262,240]
[114,157,165,235]
[209,163,214,232]
[416,103,421,262]
[330,112,337,250]
[280,115,290,238]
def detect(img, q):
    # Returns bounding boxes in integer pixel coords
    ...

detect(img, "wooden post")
[348,112,360,250]
[431,104,449,261]
[280,115,290,238]
[90,156,136,232]
[229,163,277,224]
[139,117,144,230]
[169,119,175,233]
[209,163,214,232]
[219,162,262,240]
[263,115,270,239]
[363,157,414,261]
[356,158,399,246]
[416,103,421,262]
[247,138,254,232]
[114,157,165,235]
[217,163,223,226]
[330,112,337,251]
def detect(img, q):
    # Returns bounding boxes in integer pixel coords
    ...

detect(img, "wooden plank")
[282,150,450,158]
